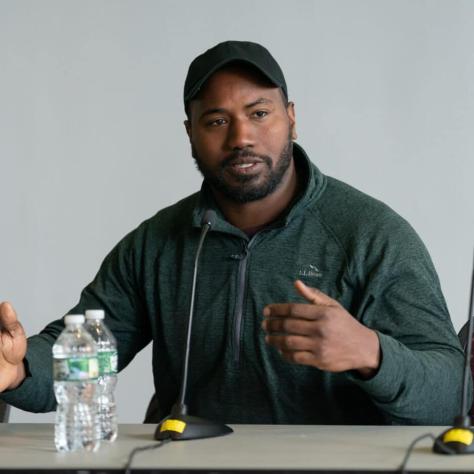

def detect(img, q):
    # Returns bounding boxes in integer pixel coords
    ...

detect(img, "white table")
[0,423,473,472]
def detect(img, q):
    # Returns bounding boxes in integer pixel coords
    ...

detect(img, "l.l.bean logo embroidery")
[297,264,323,279]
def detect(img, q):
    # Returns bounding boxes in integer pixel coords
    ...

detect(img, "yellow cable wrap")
[160,419,187,434]
[443,429,474,446]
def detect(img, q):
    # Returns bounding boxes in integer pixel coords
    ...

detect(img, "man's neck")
[212,159,299,231]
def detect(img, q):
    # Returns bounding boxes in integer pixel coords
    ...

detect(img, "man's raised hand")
[0,302,27,392]
[262,280,380,378]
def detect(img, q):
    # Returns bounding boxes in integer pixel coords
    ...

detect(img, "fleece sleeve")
[0,226,151,413]
[347,215,469,425]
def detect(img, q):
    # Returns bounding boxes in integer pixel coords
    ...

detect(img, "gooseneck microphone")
[155,210,233,441]
[433,251,474,454]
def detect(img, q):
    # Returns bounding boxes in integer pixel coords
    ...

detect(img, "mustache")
[221,149,272,168]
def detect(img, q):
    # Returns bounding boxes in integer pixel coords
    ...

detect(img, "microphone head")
[201,210,217,229]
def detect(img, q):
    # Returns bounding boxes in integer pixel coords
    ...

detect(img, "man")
[0,41,467,424]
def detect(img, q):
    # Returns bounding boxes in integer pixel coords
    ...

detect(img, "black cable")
[399,432,455,473]
[124,438,171,474]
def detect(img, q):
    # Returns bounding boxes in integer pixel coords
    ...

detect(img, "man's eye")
[208,118,227,126]
[253,110,269,118]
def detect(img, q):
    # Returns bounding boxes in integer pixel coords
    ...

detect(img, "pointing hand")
[262,280,380,378]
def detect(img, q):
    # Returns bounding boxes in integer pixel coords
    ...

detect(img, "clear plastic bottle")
[53,314,100,452]
[85,309,118,442]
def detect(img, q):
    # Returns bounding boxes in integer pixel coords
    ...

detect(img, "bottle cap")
[64,314,85,325]
[85,309,105,320]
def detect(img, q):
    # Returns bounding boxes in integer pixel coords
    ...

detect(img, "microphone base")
[433,425,474,454]
[154,414,233,441]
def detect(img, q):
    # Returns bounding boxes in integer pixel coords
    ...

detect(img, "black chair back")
[458,322,474,416]
[459,322,470,351]
[0,400,10,423]
[144,393,159,423]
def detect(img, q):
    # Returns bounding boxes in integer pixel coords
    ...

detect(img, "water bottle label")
[98,350,118,375]
[53,356,99,381]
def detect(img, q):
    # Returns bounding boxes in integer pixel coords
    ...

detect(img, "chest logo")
[297,264,323,279]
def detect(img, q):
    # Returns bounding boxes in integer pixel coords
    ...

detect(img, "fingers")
[265,334,314,352]
[294,280,335,306]
[263,303,329,321]
[261,283,342,369]
[281,351,314,365]
[261,284,373,373]
[0,302,27,379]
[265,334,321,368]
[0,302,20,333]
[263,282,337,320]
[262,317,318,336]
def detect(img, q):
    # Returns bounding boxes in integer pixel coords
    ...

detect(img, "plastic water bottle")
[53,314,100,452]
[85,309,118,442]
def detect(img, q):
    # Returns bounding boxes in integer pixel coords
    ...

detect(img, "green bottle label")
[98,350,118,375]
[53,356,99,381]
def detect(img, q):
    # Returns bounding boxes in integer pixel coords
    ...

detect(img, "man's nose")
[225,119,254,150]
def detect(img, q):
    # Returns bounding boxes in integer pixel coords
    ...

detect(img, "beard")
[192,135,293,204]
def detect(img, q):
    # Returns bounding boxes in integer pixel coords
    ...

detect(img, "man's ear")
[287,102,297,140]
[184,119,192,142]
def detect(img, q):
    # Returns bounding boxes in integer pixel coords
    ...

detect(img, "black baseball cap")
[183,40,288,108]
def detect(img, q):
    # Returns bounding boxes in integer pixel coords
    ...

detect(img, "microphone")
[154,210,233,441]
[433,250,474,454]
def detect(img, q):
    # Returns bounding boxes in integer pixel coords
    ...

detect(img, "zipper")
[231,235,259,364]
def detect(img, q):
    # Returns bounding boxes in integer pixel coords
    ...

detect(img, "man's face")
[186,66,297,203]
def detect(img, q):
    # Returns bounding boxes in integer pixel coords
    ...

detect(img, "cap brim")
[184,57,285,103]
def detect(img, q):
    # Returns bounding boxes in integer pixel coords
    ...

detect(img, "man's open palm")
[0,302,27,391]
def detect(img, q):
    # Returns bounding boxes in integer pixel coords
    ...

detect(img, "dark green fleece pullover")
[2,144,468,425]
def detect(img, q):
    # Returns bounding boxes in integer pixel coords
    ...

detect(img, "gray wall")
[1,0,473,423]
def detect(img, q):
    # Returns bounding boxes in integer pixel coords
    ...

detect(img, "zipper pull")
[230,247,249,260]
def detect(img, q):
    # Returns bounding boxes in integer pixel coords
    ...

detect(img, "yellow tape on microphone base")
[443,429,474,446]
[160,419,187,434]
